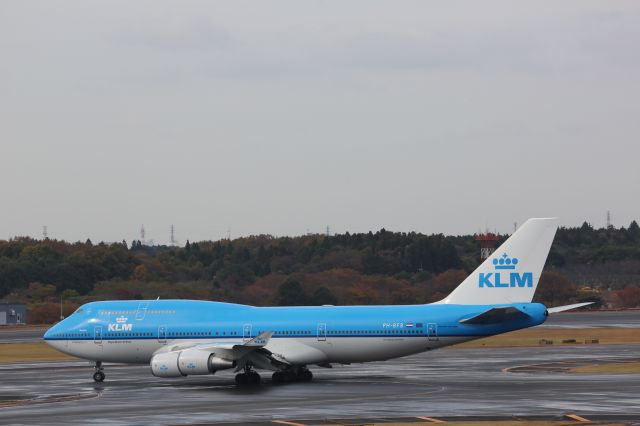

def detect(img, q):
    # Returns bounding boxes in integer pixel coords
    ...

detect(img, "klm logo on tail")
[479,253,533,288]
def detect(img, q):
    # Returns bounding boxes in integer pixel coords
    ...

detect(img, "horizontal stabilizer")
[460,306,531,325]
[547,302,593,314]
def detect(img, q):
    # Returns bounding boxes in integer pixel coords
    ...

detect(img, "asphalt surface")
[0,344,638,425]
[0,327,47,343]
[543,310,640,328]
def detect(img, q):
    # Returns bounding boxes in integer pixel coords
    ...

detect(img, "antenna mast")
[140,224,146,244]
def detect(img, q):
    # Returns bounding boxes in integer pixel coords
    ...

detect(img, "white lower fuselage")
[48,335,472,365]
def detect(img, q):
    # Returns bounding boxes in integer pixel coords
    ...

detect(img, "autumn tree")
[533,271,578,306]
[309,287,337,306]
[277,280,308,306]
[613,286,640,308]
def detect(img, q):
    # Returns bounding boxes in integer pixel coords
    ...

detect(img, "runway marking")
[272,420,306,426]
[416,416,445,423]
[565,413,591,422]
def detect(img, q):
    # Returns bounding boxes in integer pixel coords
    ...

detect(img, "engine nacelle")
[151,349,235,378]
[151,351,183,378]
[209,356,235,371]
[178,349,227,375]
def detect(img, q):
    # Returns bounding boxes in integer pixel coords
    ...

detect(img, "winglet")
[547,302,593,314]
[243,331,273,347]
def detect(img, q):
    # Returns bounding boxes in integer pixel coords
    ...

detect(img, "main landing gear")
[235,364,261,386]
[272,367,313,384]
[92,361,105,383]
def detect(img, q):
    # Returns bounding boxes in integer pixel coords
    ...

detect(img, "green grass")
[0,342,77,363]
[457,328,640,348]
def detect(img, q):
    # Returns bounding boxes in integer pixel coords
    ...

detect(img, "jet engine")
[151,349,235,378]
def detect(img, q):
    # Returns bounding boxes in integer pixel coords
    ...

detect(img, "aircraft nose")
[42,323,69,353]
[43,322,63,342]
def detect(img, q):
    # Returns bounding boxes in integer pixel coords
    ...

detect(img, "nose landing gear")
[93,361,105,383]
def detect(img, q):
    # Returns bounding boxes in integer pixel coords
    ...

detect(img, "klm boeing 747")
[44,218,590,385]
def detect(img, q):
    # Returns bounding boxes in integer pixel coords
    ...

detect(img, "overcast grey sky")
[1,1,639,244]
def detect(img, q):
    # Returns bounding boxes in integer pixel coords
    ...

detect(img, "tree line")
[1,221,639,323]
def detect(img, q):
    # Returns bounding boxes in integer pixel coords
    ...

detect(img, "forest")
[1,221,639,323]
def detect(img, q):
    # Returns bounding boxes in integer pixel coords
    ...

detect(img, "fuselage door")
[243,324,252,341]
[135,302,149,321]
[94,325,103,344]
[317,323,327,341]
[158,325,167,343]
[427,323,438,341]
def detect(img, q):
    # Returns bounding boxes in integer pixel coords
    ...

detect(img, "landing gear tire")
[272,368,312,384]
[92,361,105,383]
[93,371,105,383]
[249,371,261,384]
[299,369,313,382]
[235,371,261,386]
[235,373,248,386]
[272,371,285,384]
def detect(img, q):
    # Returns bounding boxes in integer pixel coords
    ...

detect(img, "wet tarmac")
[543,310,640,328]
[0,327,47,343]
[0,344,638,425]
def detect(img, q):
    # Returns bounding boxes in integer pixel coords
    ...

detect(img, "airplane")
[44,218,591,385]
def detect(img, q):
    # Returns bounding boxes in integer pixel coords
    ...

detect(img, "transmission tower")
[140,224,146,244]
[475,231,498,261]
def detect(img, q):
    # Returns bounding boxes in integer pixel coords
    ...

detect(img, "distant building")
[0,303,27,325]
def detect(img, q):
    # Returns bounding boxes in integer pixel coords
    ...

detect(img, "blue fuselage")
[44,300,547,365]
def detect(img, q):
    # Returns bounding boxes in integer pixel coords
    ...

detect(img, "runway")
[543,310,640,328]
[0,327,47,343]
[0,344,638,425]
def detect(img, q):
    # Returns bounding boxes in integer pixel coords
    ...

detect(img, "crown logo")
[116,315,128,323]
[493,253,518,270]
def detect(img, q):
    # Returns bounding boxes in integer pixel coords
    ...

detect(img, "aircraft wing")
[167,331,273,355]
[547,302,593,314]
[192,331,274,352]
[157,330,333,372]
[159,331,290,371]
[459,306,531,325]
